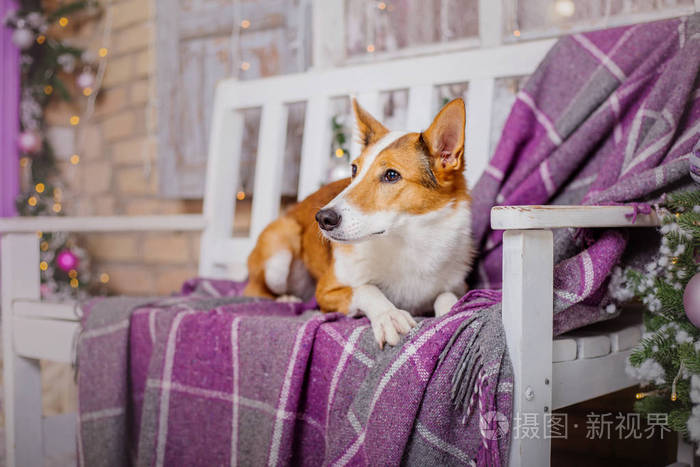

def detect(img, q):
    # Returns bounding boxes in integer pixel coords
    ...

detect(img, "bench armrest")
[490,205,660,230]
[0,214,207,233]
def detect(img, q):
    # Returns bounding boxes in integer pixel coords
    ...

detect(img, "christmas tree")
[4,1,104,298]
[611,189,700,445]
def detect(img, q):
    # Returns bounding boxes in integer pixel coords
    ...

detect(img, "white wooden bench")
[0,38,666,466]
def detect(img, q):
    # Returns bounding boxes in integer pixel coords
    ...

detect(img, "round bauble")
[12,28,34,49]
[685,272,700,327]
[690,141,700,184]
[18,130,42,154]
[76,71,95,90]
[56,249,79,272]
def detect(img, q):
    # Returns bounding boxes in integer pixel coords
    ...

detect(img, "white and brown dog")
[243,98,474,348]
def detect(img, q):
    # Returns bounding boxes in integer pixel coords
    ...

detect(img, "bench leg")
[2,233,44,467]
[502,230,554,467]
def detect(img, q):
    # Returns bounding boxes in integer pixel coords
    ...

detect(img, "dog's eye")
[383,169,401,183]
[351,164,357,178]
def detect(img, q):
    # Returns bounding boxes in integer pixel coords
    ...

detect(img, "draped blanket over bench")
[77,15,699,467]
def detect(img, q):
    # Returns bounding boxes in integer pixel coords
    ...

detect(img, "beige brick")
[81,161,112,194]
[94,86,128,118]
[130,79,150,105]
[155,266,198,295]
[82,124,103,160]
[114,23,153,55]
[190,232,202,262]
[112,137,156,165]
[123,198,186,215]
[113,0,152,29]
[86,233,141,261]
[105,264,155,295]
[134,48,153,78]
[102,55,133,88]
[116,167,157,195]
[102,111,137,141]
[93,195,116,215]
[45,100,78,127]
[143,233,190,264]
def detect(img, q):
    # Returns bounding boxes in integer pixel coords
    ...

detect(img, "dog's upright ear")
[421,98,466,184]
[352,98,389,149]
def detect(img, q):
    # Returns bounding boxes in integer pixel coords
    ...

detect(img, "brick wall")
[46,0,203,296]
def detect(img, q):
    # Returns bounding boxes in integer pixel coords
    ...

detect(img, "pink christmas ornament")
[56,249,79,272]
[76,70,95,90]
[684,272,700,327]
[18,130,41,154]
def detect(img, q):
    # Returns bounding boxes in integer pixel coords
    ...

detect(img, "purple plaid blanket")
[78,14,700,467]
[78,282,510,466]
[470,13,699,335]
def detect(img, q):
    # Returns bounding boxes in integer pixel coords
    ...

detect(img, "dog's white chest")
[334,203,474,314]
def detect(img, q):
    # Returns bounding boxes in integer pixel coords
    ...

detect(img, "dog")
[243,98,474,348]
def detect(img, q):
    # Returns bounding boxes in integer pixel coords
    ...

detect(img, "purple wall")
[1,0,19,218]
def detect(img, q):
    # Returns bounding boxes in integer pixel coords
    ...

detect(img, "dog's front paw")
[369,308,417,349]
[434,292,458,317]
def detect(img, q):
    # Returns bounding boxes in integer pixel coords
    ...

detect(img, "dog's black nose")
[316,209,341,231]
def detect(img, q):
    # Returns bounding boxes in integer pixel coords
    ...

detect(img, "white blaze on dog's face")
[316,98,468,243]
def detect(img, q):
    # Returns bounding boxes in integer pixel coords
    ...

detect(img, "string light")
[83,87,93,96]
[53,187,62,201]
[58,17,69,27]
[68,269,78,278]
[335,148,344,158]
[240,61,250,71]
[70,278,79,288]
[40,241,48,251]
[28,196,37,206]
[672,257,679,265]
[98,47,108,57]
[36,35,45,44]
[240,19,250,29]
[36,231,42,238]
[70,115,80,125]
[236,191,246,200]
[39,261,48,271]
[70,154,80,165]
[52,203,62,213]
[35,182,45,193]
[100,273,110,283]
[20,157,30,168]
[513,29,521,37]
[554,0,575,18]
[378,2,387,10]
[44,85,53,95]
[366,44,375,53]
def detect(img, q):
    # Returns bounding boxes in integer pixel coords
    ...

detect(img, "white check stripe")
[416,422,473,464]
[610,93,623,144]
[581,251,595,298]
[80,407,124,422]
[149,310,158,344]
[517,91,563,145]
[268,316,321,466]
[81,319,129,339]
[230,317,241,467]
[323,325,374,368]
[572,34,626,82]
[155,311,192,467]
[484,164,504,181]
[539,160,556,195]
[326,326,367,439]
[333,313,468,467]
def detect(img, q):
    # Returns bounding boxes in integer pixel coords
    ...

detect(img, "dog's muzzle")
[316,208,341,231]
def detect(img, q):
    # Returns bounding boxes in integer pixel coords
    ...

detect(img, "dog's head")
[316,98,469,243]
